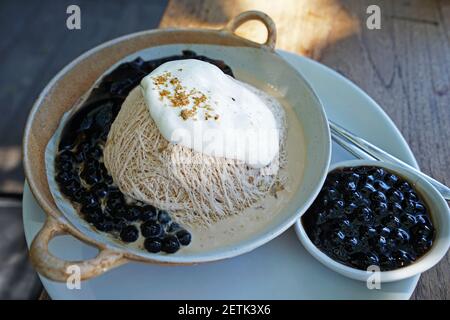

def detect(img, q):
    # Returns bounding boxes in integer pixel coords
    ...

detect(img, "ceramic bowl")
[295,159,450,282]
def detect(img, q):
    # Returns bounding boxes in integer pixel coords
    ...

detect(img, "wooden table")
[34,0,449,299]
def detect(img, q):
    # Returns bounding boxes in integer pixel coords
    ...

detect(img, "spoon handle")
[330,121,450,201]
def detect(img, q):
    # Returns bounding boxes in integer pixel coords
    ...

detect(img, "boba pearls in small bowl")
[295,159,450,282]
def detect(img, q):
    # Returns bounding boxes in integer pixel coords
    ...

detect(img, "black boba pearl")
[331,200,345,215]
[372,201,388,216]
[158,210,171,224]
[372,235,388,253]
[140,205,157,221]
[361,174,375,186]
[373,179,390,192]
[388,189,404,203]
[57,160,73,172]
[380,254,396,270]
[341,219,354,231]
[415,214,431,226]
[344,236,359,253]
[347,173,360,184]
[350,252,379,269]
[60,179,82,198]
[321,197,331,209]
[90,183,108,198]
[342,181,357,193]
[347,191,365,206]
[56,171,77,185]
[67,187,84,202]
[106,194,125,209]
[370,191,387,203]
[162,235,180,253]
[330,244,347,261]
[404,199,417,214]
[361,225,377,239]
[325,175,340,188]
[388,202,403,215]
[394,228,411,243]
[315,211,328,224]
[360,183,376,196]
[167,222,181,233]
[104,175,114,185]
[378,226,392,238]
[80,202,102,215]
[382,214,401,228]
[415,236,433,255]
[110,78,135,95]
[397,181,413,194]
[74,150,87,163]
[120,225,139,243]
[176,230,192,246]
[370,167,385,179]
[356,206,373,224]
[329,230,346,246]
[111,206,127,219]
[407,191,419,202]
[141,221,163,238]
[400,213,417,228]
[77,141,91,159]
[80,193,99,208]
[325,187,341,201]
[343,202,358,216]
[98,162,109,175]
[383,173,399,186]
[107,186,122,198]
[88,146,102,160]
[393,249,415,267]
[411,224,434,239]
[81,166,103,185]
[123,206,141,221]
[144,237,162,253]
[413,202,426,214]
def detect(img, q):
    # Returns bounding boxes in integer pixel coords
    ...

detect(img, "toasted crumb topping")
[151,71,219,121]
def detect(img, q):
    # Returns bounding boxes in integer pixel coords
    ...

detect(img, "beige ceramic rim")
[23,11,331,282]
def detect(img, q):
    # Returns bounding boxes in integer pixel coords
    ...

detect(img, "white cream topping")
[140,59,279,168]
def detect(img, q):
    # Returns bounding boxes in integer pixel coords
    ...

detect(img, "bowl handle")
[224,10,277,50]
[30,215,128,282]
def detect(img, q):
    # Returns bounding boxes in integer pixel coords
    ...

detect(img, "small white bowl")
[295,159,450,283]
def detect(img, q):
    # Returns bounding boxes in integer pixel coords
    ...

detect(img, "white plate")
[22,50,420,299]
